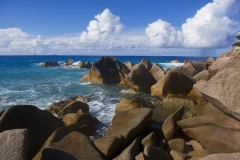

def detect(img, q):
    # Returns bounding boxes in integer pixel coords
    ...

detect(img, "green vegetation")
[233,31,240,47]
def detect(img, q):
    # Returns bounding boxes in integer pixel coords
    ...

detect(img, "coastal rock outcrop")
[149,63,165,81]
[200,52,240,120]
[120,64,157,93]
[41,61,58,67]
[0,105,64,159]
[151,71,195,99]
[65,59,73,66]
[139,58,153,71]
[81,56,130,84]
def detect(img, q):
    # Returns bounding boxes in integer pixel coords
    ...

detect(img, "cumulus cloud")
[146,0,239,48]
[80,8,124,44]
[0,28,44,54]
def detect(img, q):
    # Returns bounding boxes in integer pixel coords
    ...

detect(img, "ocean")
[0,55,209,128]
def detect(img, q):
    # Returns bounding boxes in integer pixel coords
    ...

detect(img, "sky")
[0,0,240,56]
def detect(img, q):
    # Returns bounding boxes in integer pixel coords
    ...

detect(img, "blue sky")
[0,0,240,56]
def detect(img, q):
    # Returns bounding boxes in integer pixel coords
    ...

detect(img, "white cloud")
[80,8,124,44]
[146,0,239,48]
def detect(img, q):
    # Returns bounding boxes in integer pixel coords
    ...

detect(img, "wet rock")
[45,96,88,115]
[151,71,195,99]
[63,110,100,127]
[200,52,240,120]
[41,132,103,160]
[41,61,58,67]
[0,105,64,160]
[65,59,73,66]
[57,100,89,118]
[81,56,130,84]
[0,129,28,160]
[149,63,165,81]
[105,108,152,150]
[94,136,122,160]
[33,124,82,160]
[115,96,155,114]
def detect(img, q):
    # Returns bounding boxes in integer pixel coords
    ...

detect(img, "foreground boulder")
[81,56,130,84]
[105,108,153,150]
[0,129,28,160]
[41,132,103,160]
[200,52,240,120]
[151,71,195,99]
[0,105,64,159]
[178,113,240,153]
[41,61,58,67]
[120,64,157,93]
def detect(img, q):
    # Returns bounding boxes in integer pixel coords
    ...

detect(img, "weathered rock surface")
[115,96,155,114]
[41,132,103,160]
[0,105,64,160]
[206,57,215,63]
[193,70,210,81]
[139,58,153,71]
[113,136,142,160]
[94,136,122,160]
[125,61,135,70]
[200,52,240,120]
[162,106,184,141]
[65,59,73,66]
[167,138,186,153]
[210,57,230,70]
[45,96,88,115]
[170,150,189,160]
[198,152,240,160]
[178,114,240,153]
[187,80,207,103]
[149,63,165,81]
[190,102,222,116]
[63,110,100,127]
[144,145,171,160]
[0,129,28,160]
[57,100,89,118]
[81,56,130,84]
[162,94,195,109]
[122,64,157,93]
[105,108,153,150]
[33,124,82,160]
[41,61,58,67]
[151,71,195,99]
[141,132,157,148]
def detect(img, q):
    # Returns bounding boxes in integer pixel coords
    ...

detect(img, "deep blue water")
[0,55,209,126]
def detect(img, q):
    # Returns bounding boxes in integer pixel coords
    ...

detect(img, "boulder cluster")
[41,59,92,68]
[1,48,240,160]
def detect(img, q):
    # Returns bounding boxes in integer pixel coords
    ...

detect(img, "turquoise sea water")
[0,55,209,126]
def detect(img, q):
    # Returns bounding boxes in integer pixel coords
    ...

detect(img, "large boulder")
[162,106,184,141]
[113,135,142,160]
[45,96,88,115]
[121,64,157,93]
[198,152,240,160]
[33,124,82,160]
[0,129,28,160]
[178,113,240,153]
[151,71,195,99]
[210,57,231,70]
[125,61,135,70]
[57,100,89,118]
[41,132,103,160]
[0,105,64,159]
[115,96,155,114]
[139,58,153,71]
[105,108,153,150]
[200,52,240,120]
[41,61,58,67]
[149,63,165,81]
[81,56,130,84]
[193,70,210,81]
[65,59,73,66]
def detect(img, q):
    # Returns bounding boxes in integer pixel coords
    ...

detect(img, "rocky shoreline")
[0,48,240,160]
